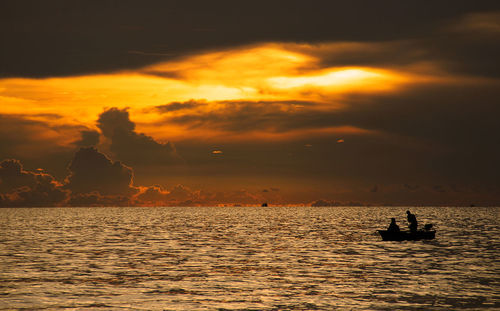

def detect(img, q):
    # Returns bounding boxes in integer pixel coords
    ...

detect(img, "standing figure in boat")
[406,210,418,233]
[387,218,400,232]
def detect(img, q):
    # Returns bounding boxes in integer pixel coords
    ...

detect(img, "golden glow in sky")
[268,68,401,90]
[0,43,432,142]
[1,5,499,208]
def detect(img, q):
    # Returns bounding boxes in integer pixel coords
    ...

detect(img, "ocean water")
[0,206,498,310]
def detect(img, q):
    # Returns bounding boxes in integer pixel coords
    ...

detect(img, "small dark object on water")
[378,227,436,241]
[380,216,435,241]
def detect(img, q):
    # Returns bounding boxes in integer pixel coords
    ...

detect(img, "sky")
[1,0,499,207]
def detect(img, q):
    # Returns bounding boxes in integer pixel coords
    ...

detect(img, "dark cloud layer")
[156,82,500,167]
[296,27,500,79]
[0,149,274,207]
[0,148,140,207]
[0,159,39,192]
[75,130,100,147]
[1,0,499,206]
[1,144,498,207]
[158,100,319,133]
[0,159,68,207]
[162,77,500,190]
[1,1,499,77]
[65,147,137,196]
[97,108,181,166]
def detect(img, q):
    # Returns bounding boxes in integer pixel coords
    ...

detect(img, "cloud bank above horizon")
[0,2,499,206]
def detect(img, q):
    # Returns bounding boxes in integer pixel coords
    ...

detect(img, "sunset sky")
[1,1,499,206]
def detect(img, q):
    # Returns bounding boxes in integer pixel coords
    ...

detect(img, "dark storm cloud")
[0,151,279,206]
[65,147,137,196]
[74,130,100,147]
[97,108,181,166]
[0,159,38,192]
[1,0,499,77]
[0,159,68,207]
[0,146,183,207]
[96,108,135,138]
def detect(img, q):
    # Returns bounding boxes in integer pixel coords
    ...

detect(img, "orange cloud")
[0,42,464,145]
[267,67,408,93]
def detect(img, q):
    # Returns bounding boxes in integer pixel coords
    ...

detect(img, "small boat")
[378,229,436,241]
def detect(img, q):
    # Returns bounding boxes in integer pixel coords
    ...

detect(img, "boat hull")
[378,230,436,241]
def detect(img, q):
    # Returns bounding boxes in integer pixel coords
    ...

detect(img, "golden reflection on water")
[0,206,498,310]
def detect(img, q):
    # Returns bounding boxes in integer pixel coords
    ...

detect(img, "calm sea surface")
[0,206,498,310]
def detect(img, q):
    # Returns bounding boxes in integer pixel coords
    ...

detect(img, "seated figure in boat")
[406,210,418,233]
[387,218,400,232]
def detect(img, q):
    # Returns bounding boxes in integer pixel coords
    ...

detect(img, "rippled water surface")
[0,206,499,310]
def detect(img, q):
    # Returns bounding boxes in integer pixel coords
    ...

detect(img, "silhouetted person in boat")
[406,210,418,233]
[387,218,400,232]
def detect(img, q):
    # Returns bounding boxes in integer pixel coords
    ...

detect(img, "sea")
[0,206,498,310]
